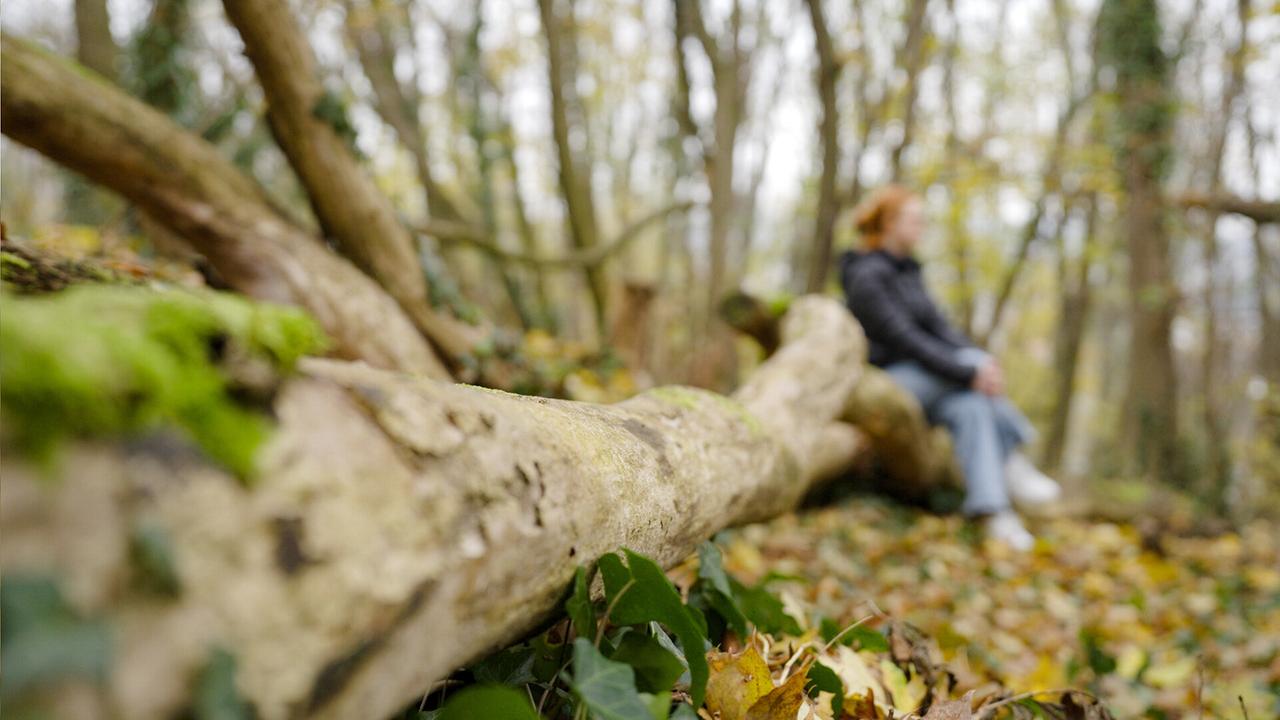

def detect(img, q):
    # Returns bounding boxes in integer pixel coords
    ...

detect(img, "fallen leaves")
[718,497,1280,719]
[705,647,774,720]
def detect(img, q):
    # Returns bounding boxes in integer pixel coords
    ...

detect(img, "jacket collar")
[870,249,921,272]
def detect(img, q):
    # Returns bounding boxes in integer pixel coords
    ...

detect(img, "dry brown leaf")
[922,691,975,720]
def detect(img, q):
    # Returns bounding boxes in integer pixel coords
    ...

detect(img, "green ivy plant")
[419,542,838,720]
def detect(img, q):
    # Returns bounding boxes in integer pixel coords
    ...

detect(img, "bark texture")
[0,34,447,378]
[1,297,869,720]
[74,0,119,81]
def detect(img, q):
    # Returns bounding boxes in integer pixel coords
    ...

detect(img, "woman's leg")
[884,360,956,411]
[933,391,1012,516]
[991,398,1036,458]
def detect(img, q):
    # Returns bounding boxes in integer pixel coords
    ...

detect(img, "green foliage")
[0,574,112,700]
[1096,0,1174,178]
[129,0,196,118]
[570,638,656,720]
[805,661,844,717]
[312,89,361,156]
[695,542,749,637]
[728,577,803,637]
[470,644,539,687]
[129,522,182,597]
[429,542,805,718]
[598,550,710,706]
[193,648,253,720]
[437,684,540,720]
[0,285,327,479]
[567,565,597,639]
[820,617,889,653]
[609,632,685,694]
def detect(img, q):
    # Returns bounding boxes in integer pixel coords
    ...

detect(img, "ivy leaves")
[433,542,781,719]
[596,549,710,706]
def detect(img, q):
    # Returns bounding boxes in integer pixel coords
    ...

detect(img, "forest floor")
[715,496,1280,719]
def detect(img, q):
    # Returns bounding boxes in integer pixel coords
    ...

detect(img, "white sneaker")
[1005,452,1062,509]
[984,511,1035,551]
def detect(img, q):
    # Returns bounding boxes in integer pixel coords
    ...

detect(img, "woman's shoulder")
[841,250,897,282]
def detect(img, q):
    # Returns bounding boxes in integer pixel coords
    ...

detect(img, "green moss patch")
[0,285,327,479]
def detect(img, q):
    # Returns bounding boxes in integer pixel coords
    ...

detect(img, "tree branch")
[1177,193,1280,224]
[222,0,487,363]
[0,33,449,377]
[419,202,697,270]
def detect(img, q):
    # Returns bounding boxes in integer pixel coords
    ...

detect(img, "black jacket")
[839,249,976,385]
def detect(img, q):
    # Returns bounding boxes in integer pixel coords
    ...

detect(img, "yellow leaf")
[822,646,885,708]
[705,646,774,720]
[1144,655,1197,689]
[1116,645,1147,680]
[880,658,927,714]
[744,669,807,720]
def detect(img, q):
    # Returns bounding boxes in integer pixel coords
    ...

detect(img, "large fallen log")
[1,296,867,720]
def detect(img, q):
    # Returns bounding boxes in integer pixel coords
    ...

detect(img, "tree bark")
[1042,197,1099,471]
[1176,193,1280,225]
[537,0,610,338]
[2,297,868,720]
[74,0,119,81]
[887,0,931,183]
[803,0,843,293]
[0,34,447,378]
[1098,0,1181,482]
[221,0,486,363]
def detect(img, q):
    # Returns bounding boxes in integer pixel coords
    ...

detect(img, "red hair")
[853,185,918,250]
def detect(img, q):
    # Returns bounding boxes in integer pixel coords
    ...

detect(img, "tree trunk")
[341,0,469,226]
[1042,197,1099,472]
[221,0,486,363]
[1098,0,1181,482]
[887,0,931,183]
[0,34,447,378]
[74,0,119,81]
[1,297,869,720]
[803,0,842,293]
[536,0,609,339]
[719,294,962,499]
[1192,0,1249,505]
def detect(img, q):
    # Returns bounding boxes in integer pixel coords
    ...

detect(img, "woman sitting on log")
[839,185,1061,550]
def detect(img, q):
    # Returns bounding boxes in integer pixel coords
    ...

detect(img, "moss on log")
[0,285,326,477]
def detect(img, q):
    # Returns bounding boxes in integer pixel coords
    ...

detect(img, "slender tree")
[537,0,609,338]
[803,0,842,293]
[1097,0,1182,482]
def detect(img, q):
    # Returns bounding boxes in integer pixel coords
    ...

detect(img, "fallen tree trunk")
[2,296,867,720]
[721,293,962,499]
[0,34,449,379]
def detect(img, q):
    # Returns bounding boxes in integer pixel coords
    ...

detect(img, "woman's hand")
[972,359,1004,396]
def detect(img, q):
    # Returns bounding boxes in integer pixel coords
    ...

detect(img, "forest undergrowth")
[712,497,1280,719]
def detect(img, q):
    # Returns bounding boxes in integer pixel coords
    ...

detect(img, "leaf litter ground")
[708,497,1279,718]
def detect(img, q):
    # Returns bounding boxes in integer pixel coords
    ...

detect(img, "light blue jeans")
[886,348,1036,515]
